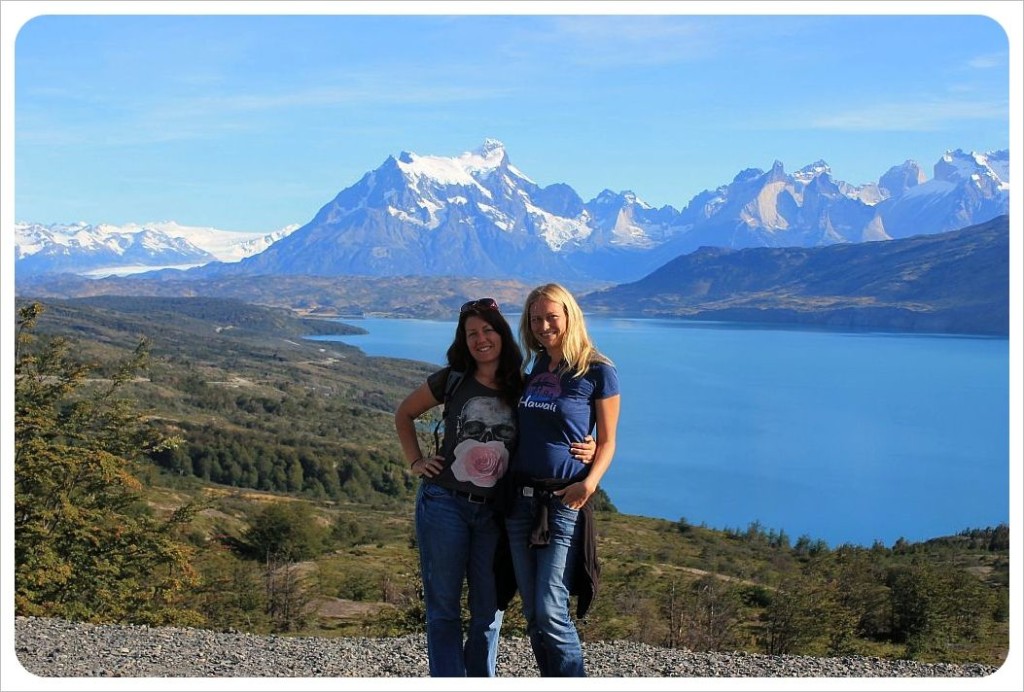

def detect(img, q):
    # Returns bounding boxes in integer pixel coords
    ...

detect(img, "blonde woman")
[505,283,621,677]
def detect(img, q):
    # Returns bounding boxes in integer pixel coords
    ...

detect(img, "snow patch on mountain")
[397,151,490,193]
[524,200,592,250]
[611,212,652,245]
[902,179,957,199]
[476,203,515,232]
[793,160,831,183]
[935,149,1009,192]
[147,221,299,262]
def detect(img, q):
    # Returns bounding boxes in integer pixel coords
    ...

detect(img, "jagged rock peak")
[879,160,926,196]
[934,148,1008,186]
[733,167,764,184]
[795,160,831,181]
[765,160,788,182]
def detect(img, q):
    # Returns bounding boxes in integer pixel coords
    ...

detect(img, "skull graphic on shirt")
[451,396,514,488]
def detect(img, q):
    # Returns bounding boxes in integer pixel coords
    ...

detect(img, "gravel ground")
[12,616,999,679]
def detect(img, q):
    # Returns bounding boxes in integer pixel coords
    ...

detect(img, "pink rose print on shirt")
[451,439,509,488]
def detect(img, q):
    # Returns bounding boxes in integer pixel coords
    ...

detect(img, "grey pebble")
[12,616,998,679]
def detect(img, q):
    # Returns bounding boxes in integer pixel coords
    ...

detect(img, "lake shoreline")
[311,316,1009,549]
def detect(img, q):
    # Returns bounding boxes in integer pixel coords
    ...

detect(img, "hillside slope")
[581,215,1009,335]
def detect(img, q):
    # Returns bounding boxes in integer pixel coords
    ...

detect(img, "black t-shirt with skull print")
[426,367,517,498]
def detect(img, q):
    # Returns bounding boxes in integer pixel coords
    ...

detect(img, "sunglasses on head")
[460,298,499,314]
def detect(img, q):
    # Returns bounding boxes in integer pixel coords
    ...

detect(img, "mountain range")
[14,215,1009,336]
[14,221,297,278]
[15,140,1008,283]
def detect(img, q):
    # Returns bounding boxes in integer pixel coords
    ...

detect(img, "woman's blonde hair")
[518,282,611,379]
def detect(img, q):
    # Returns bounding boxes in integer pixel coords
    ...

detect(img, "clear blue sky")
[7,5,1018,233]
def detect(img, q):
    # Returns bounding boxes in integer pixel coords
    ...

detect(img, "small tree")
[761,572,820,655]
[239,500,328,632]
[263,552,314,633]
[243,500,327,561]
[678,574,741,652]
[14,303,200,625]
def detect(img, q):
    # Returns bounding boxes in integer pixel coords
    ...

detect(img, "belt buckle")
[522,486,534,497]
[467,493,485,504]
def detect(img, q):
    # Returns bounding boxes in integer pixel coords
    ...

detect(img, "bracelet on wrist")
[410,456,424,467]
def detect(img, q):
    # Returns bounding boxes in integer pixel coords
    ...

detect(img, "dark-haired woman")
[395,298,594,677]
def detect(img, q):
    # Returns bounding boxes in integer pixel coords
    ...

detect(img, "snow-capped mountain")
[16,141,1008,283]
[873,149,1009,239]
[663,149,1008,256]
[146,221,299,263]
[216,140,1006,282]
[230,138,635,280]
[15,221,298,277]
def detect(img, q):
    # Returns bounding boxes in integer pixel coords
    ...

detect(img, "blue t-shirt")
[513,354,620,480]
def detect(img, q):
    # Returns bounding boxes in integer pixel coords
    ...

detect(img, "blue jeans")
[415,482,504,677]
[505,493,586,676]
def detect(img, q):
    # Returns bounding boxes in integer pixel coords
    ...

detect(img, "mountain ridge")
[15,220,298,277]
[209,142,1007,282]
[582,215,1009,335]
[15,142,1008,282]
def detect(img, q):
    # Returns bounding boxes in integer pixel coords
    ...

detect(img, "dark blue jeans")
[415,482,504,676]
[505,493,586,676]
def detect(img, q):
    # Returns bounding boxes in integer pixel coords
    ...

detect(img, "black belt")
[455,489,491,504]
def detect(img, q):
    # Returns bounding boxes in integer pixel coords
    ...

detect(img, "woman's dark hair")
[446,305,524,408]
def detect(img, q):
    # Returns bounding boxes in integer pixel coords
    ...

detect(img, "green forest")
[12,296,1010,667]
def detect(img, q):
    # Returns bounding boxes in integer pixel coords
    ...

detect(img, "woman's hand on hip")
[412,454,443,478]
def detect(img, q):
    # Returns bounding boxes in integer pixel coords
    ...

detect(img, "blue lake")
[310,317,1009,548]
